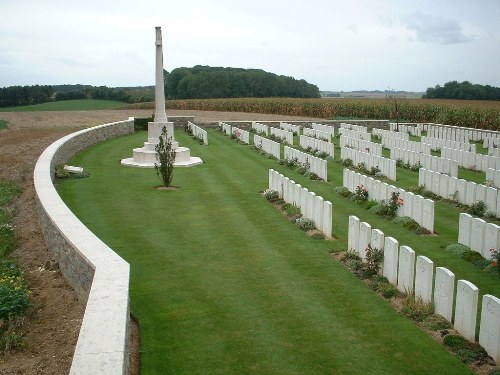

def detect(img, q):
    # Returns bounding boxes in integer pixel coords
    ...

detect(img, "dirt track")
[0,109,323,374]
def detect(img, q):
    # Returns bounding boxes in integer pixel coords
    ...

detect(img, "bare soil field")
[0,109,323,374]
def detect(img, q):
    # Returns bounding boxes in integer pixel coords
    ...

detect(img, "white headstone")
[483,222,500,260]
[447,176,458,201]
[358,222,372,260]
[458,213,473,247]
[371,229,385,252]
[397,246,416,293]
[434,267,455,322]
[383,237,399,285]
[323,201,333,238]
[475,184,487,205]
[414,256,434,303]
[486,187,497,215]
[439,173,448,198]
[456,179,467,204]
[348,216,360,253]
[454,280,479,342]
[403,191,414,218]
[479,294,500,364]
[470,217,486,254]
[412,195,424,226]
[422,199,434,233]
[466,181,477,206]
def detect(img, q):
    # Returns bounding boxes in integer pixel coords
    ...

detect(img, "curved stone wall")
[34,118,135,375]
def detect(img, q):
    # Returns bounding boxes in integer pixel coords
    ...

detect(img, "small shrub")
[490,248,500,278]
[154,126,176,187]
[377,283,399,299]
[0,261,30,321]
[334,186,352,198]
[353,184,369,202]
[408,185,425,195]
[365,244,384,277]
[469,200,486,217]
[368,203,384,215]
[401,294,434,322]
[294,217,316,231]
[341,250,361,263]
[311,233,325,240]
[443,334,468,350]
[369,166,381,176]
[305,172,321,181]
[283,203,301,218]
[296,166,308,175]
[443,334,489,365]
[392,216,419,231]
[364,200,379,210]
[462,250,484,264]
[342,158,353,167]
[263,189,279,202]
[445,243,470,258]
[421,314,452,331]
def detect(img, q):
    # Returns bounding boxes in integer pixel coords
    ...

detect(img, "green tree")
[154,126,176,187]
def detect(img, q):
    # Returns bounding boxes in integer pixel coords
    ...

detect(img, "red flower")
[494,261,498,267]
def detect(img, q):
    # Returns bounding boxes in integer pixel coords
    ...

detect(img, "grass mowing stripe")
[58,129,473,374]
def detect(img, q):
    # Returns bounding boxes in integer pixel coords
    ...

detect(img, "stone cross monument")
[121,27,202,168]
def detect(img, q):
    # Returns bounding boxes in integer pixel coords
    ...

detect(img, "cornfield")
[127,98,500,130]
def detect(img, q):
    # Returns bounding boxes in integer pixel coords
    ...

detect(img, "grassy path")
[57,129,476,374]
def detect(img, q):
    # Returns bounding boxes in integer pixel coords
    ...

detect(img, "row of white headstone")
[424,124,476,143]
[268,169,332,237]
[338,128,371,142]
[458,212,499,260]
[299,135,334,158]
[340,147,397,181]
[284,146,328,181]
[343,169,434,232]
[302,127,331,141]
[253,134,281,159]
[486,168,500,189]
[219,121,232,136]
[348,215,500,363]
[442,146,500,172]
[489,148,500,157]
[372,128,410,143]
[270,127,294,145]
[421,136,474,152]
[340,135,383,156]
[187,121,208,145]
[390,148,458,177]
[484,136,500,148]
[252,122,269,136]
[340,123,367,133]
[280,122,301,136]
[231,126,250,144]
[385,137,431,154]
[312,122,336,137]
[389,123,423,136]
[419,168,500,217]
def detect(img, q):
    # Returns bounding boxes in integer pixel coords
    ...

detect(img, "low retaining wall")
[34,118,135,375]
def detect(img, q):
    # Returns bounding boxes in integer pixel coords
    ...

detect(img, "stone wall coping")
[34,119,133,375]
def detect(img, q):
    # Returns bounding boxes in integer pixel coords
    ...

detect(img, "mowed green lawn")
[57,129,475,374]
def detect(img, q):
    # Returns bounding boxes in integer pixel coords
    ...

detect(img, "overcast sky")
[0,0,499,92]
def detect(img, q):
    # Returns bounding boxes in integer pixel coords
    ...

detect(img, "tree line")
[165,65,320,99]
[0,85,54,107]
[0,84,154,108]
[423,81,500,101]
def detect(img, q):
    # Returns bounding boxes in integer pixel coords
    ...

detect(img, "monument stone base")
[121,121,203,168]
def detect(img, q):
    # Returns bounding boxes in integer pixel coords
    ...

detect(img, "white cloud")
[403,12,473,45]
